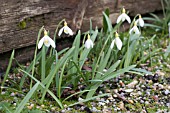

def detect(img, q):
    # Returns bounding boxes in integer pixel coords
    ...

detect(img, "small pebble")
[105,99,109,104]
[51,107,56,111]
[113,94,117,97]
[98,102,105,106]
[100,98,105,102]
[13,103,16,106]
[27,105,33,110]
[91,107,98,112]
[145,101,149,105]
[146,91,150,96]
[140,100,144,103]
[124,89,133,93]
[164,89,169,95]
[137,91,142,95]
[158,84,164,89]
[99,91,103,94]
[61,110,66,113]
[10,92,15,96]
[30,104,34,107]
[36,106,40,109]
[106,89,111,93]
[1,91,5,95]
[166,103,170,108]
[41,104,45,108]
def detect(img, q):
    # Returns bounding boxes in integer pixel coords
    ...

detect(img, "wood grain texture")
[0,0,162,70]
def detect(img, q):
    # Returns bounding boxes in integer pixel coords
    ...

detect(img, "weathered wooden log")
[0,0,162,71]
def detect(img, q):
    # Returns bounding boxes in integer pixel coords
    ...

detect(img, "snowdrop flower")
[136,15,144,27]
[110,32,122,50]
[58,21,73,36]
[117,8,131,24]
[85,34,93,49]
[129,21,140,35]
[38,29,56,49]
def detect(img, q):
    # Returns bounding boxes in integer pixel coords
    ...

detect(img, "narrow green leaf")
[103,8,110,33]
[102,65,136,81]
[1,50,15,92]
[20,69,63,108]
[62,90,91,103]
[131,68,152,75]
[104,60,121,75]
[71,30,81,74]
[20,51,42,88]
[144,23,162,29]
[40,47,75,103]
[86,65,136,98]
[58,59,68,98]
[14,82,39,113]
[69,93,110,107]
[102,12,112,32]
[96,48,112,78]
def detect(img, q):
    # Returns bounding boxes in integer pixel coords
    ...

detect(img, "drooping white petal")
[115,37,122,50]
[64,26,73,35]
[129,28,134,34]
[58,27,64,36]
[116,14,123,23]
[43,36,51,47]
[38,37,44,49]
[136,19,139,24]
[129,26,140,35]
[85,39,93,49]
[124,13,131,23]
[110,39,115,49]
[85,40,91,49]
[139,18,144,27]
[117,13,131,23]
[133,26,140,34]
[47,36,56,48]
[89,39,93,48]
[121,13,127,22]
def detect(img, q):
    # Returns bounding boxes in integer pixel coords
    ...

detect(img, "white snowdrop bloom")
[116,8,131,24]
[84,34,93,49]
[136,15,144,27]
[110,32,122,50]
[129,22,140,35]
[38,30,56,49]
[58,21,73,36]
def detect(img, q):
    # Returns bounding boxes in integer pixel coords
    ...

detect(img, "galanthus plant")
[116,8,131,24]
[38,29,56,49]
[129,21,140,35]
[85,34,94,49]
[136,14,144,27]
[110,32,122,50]
[58,21,73,36]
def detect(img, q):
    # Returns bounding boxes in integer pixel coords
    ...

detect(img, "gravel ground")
[0,69,170,113]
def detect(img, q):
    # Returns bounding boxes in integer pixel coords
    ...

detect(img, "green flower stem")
[30,26,44,89]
